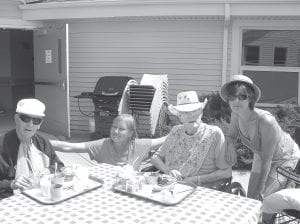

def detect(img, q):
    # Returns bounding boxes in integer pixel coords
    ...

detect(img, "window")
[274,47,287,66]
[241,30,300,105]
[244,45,260,65]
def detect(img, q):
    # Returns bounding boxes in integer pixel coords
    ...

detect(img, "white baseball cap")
[16,98,46,117]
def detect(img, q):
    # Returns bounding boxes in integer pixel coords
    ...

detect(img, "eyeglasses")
[18,114,43,125]
[228,94,249,101]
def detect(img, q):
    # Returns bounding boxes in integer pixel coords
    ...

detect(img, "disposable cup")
[40,175,51,197]
[51,172,65,185]
[50,184,63,201]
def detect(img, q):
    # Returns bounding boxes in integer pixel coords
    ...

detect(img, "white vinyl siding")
[69,18,224,133]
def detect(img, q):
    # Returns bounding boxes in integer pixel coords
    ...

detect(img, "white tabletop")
[0,163,262,224]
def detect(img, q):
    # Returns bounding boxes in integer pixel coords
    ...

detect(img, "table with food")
[0,163,262,224]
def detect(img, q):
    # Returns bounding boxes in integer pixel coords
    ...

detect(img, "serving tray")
[22,175,104,205]
[112,181,196,206]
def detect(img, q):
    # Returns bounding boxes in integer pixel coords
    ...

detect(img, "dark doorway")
[0,29,34,133]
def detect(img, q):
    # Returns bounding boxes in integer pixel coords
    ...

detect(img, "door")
[34,23,70,137]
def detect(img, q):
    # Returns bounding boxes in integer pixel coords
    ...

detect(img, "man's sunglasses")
[18,114,43,125]
[228,94,249,101]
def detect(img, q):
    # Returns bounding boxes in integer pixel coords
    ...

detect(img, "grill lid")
[93,76,133,96]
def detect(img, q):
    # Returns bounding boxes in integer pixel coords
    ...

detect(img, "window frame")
[231,20,300,107]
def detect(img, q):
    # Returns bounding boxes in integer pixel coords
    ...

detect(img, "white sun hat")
[168,91,208,116]
[16,98,46,117]
[220,75,261,103]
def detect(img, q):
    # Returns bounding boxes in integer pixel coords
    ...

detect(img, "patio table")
[0,163,261,224]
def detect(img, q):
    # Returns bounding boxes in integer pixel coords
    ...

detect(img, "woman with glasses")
[0,99,64,198]
[220,75,300,200]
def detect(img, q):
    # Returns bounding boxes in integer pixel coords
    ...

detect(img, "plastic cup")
[61,166,74,182]
[50,184,63,201]
[51,172,65,185]
[40,175,51,197]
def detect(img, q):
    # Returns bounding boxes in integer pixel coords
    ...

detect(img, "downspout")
[221,3,230,85]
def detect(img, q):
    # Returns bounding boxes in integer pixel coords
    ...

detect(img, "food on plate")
[159,189,174,202]
[157,175,177,187]
[144,172,159,185]
[116,164,135,180]
[115,164,139,192]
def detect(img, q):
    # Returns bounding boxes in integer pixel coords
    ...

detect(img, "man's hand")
[11,176,34,191]
[168,170,183,181]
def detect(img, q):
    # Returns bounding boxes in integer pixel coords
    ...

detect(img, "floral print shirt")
[154,123,230,178]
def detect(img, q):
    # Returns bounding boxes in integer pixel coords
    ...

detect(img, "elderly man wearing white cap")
[0,98,64,198]
[151,91,232,188]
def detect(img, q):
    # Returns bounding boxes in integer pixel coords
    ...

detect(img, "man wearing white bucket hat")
[221,75,300,200]
[151,91,232,188]
[0,98,64,198]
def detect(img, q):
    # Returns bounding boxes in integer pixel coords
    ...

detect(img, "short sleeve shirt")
[85,138,152,170]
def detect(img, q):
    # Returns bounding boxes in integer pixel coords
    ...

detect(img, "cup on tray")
[51,172,65,185]
[61,166,74,182]
[50,183,63,201]
[39,175,51,197]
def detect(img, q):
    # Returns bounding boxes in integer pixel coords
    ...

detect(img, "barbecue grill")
[74,76,136,138]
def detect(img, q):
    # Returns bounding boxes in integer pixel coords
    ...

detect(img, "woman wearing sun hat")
[220,74,300,200]
[151,91,232,188]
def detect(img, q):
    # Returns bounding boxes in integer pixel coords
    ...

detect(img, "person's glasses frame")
[227,94,249,101]
[18,114,43,125]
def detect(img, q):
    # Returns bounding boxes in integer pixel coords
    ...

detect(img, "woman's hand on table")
[168,170,183,181]
[11,176,34,191]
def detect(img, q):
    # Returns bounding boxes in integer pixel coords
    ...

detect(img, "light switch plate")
[45,49,52,64]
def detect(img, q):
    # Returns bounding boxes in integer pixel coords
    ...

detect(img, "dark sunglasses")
[228,94,249,101]
[18,114,43,125]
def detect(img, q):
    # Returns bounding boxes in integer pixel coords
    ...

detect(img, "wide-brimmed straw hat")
[168,91,207,116]
[16,98,46,117]
[220,75,261,103]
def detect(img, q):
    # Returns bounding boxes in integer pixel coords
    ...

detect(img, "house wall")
[68,18,224,132]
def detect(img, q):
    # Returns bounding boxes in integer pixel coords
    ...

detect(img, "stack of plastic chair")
[128,74,168,137]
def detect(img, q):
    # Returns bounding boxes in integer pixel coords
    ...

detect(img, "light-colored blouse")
[85,138,152,171]
[154,123,230,178]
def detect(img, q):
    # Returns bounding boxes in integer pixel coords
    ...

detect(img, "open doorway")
[0,29,34,134]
